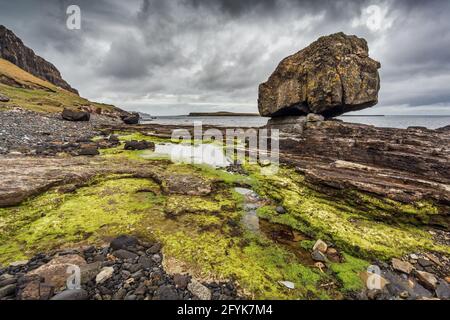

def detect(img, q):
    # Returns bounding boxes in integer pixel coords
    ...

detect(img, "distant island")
[188,111,260,117]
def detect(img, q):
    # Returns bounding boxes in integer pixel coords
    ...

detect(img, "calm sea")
[142,115,450,129]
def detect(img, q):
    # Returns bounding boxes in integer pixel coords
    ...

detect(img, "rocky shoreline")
[0,235,239,300]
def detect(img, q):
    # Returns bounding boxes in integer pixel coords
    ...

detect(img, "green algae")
[247,164,449,260]
[0,177,162,264]
[330,253,369,292]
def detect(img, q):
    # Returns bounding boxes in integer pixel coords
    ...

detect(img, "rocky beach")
[0,27,449,301]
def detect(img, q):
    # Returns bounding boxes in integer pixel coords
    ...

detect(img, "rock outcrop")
[258,32,380,118]
[0,25,78,94]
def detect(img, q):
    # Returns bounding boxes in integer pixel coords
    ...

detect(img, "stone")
[112,288,127,300]
[417,258,433,268]
[415,271,438,290]
[435,281,450,299]
[0,278,17,287]
[153,285,179,300]
[0,284,16,298]
[151,254,162,264]
[77,146,99,156]
[110,235,139,250]
[50,289,88,300]
[146,243,162,255]
[121,112,140,125]
[425,253,443,267]
[9,260,29,267]
[311,250,327,262]
[275,206,286,214]
[278,281,295,289]
[80,262,101,284]
[409,254,419,260]
[312,239,328,253]
[138,256,153,269]
[112,249,138,260]
[259,33,380,118]
[173,274,190,290]
[27,254,86,290]
[188,279,212,300]
[124,140,155,151]
[62,108,90,121]
[0,93,10,102]
[134,284,147,296]
[391,258,414,274]
[361,272,389,290]
[96,267,114,284]
[306,113,324,122]
[326,248,341,263]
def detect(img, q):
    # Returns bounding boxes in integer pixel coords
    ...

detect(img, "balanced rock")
[258,32,380,118]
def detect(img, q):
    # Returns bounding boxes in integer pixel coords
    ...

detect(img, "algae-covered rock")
[258,32,380,118]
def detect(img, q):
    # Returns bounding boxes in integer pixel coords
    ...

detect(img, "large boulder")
[121,112,140,125]
[62,108,90,121]
[258,32,380,118]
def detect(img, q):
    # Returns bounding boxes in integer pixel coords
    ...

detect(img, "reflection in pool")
[139,143,232,168]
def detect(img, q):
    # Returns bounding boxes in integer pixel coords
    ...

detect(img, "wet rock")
[62,108,90,122]
[153,285,179,300]
[173,274,190,290]
[112,249,138,261]
[274,206,286,214]
[415,271,438,290]
[110,235,139,251]
[311,250,327,262]
[312,239,328,253]
[96,267,114,284]
[392,258,414,274]
[27,254,86,290]
[435,281,450,299]
[258,32,380,118]
[124,140,155,150]
[146,243,162,255]
[0,284,16,298]
[417,258,433,268]
[80,262,101,284]
[51,289,88,300]
[188,279,212,300]
[0,93,10,102]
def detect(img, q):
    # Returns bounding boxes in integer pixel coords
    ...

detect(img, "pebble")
[96,267,114,284]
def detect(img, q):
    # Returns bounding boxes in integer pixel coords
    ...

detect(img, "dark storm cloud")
[0,0,449,115]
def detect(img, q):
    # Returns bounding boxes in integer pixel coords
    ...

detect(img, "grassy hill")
[0,58,122,114]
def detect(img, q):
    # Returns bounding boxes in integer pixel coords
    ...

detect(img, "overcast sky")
[1,0,449,115]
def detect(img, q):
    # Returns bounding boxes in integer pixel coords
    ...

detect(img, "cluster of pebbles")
[0,108,121,155]
[0,236,240,300]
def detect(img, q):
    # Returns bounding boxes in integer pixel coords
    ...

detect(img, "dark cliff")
[0,25,78,94]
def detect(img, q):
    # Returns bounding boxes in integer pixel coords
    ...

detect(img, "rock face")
[0,25,78,94]
[258,32,380,118]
